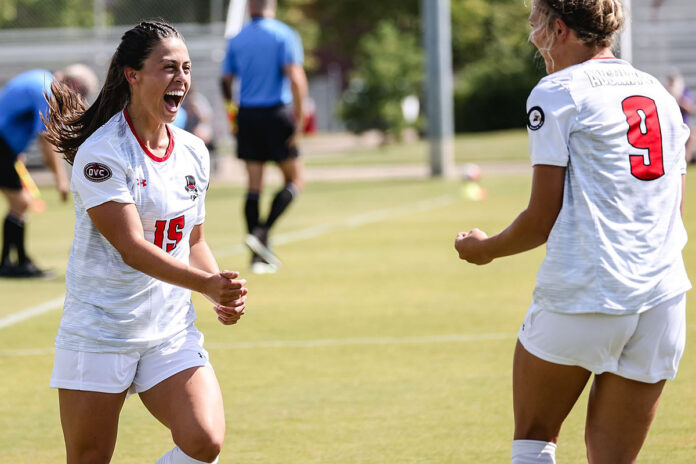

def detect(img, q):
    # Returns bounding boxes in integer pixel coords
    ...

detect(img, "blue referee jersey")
[221,17,304,107]
[0,69,54,157]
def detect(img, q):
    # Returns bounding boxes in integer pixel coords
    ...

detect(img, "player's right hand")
[454,228,492,265]
[205,270,247,325]
[204,270,247,305]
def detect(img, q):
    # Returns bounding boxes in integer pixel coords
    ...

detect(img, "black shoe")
[245,227,281,267]
[0,264,13,277]
[0,261,55,279]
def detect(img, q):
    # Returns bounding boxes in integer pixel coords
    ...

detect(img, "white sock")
[511,439,557,464]
[155,446,219,464]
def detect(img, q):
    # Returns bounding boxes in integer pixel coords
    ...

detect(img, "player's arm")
[87,201,245,309]
[284,63,308,142]
[189,223,219,274]
[189,223,247,325]
[38,133,69,202]
[455,164,565,265]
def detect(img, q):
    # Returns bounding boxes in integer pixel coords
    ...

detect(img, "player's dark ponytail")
[44,20,183,164]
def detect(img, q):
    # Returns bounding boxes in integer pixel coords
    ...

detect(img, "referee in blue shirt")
[221,0,308,274]
[0,65,97,278]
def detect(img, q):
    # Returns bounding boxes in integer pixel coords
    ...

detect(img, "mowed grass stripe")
[0,332,516,357]
[0,193,455,330]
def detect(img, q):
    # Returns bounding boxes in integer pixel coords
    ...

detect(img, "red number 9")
[622,96,664,180]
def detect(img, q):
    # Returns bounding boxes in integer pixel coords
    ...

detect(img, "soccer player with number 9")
[454,1,690,462]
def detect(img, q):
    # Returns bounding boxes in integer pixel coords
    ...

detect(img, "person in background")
[665,70,696,163]
[43,20,247,464]
[182,84,215,152]
[0,64,98,277]
[455,1,690,463]
[220,0,308,274]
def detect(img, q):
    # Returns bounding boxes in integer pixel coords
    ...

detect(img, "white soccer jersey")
[527,58,691,315]
[55,109,210,352]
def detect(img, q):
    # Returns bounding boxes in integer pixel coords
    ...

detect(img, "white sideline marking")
[214,194,455,257]
[0,295,66,329]
[0,332,515,357]
[0,194,456,330]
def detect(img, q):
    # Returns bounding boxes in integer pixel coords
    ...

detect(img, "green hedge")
[454,54,545,133]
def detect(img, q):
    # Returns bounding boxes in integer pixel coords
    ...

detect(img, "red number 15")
[154,215,185,252]
[622,96,664,180]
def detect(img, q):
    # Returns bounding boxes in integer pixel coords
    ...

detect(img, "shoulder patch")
[527,106,545,131]
[83,162,112,182]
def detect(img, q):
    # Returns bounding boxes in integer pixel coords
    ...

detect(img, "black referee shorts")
[0,136,21,190]
[236,104,299,163]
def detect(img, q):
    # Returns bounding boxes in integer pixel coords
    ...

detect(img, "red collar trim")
[123,108,174,162]
[590,56,617,60]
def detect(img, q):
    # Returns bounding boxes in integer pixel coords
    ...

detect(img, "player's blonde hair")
[530,0,625,51]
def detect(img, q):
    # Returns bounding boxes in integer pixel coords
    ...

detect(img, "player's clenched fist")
[208,270,248,325]
[454,228,492,265]
[203,269,246,303]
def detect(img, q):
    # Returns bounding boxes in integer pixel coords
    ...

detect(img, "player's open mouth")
[164,90,185,113]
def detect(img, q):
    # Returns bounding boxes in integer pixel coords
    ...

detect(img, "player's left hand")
[454,228,492,265]
[214,298,246,325]
[212,269,247,325]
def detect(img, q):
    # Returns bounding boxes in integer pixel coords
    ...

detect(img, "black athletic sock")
[265,183,297,230]
[15,217,27,264]
[2,214,24,265]
[244,191,261,234]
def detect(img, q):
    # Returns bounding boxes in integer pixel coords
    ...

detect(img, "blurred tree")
[306,0,419,73]
[339,20,422,139]
[277,0,320,71]
[0,0,92,28]
[452,0,545,132]
[305,0,542,134]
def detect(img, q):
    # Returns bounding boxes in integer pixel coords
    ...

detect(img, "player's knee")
[585,433,638,464]
[173,426,224,462]
[514,419,559,443]
[68,446,115,464]
[8,194,31,215]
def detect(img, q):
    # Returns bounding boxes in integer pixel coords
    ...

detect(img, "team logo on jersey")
[527,106,545,131]
[185,175,199,200]
[83,162,112,182]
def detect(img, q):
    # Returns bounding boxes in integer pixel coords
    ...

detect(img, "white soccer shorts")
[50,324,211,394]
[518,293,686,383]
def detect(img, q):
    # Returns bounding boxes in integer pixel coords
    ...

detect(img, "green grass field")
[1,140,695,462]
[303,130,529,167]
